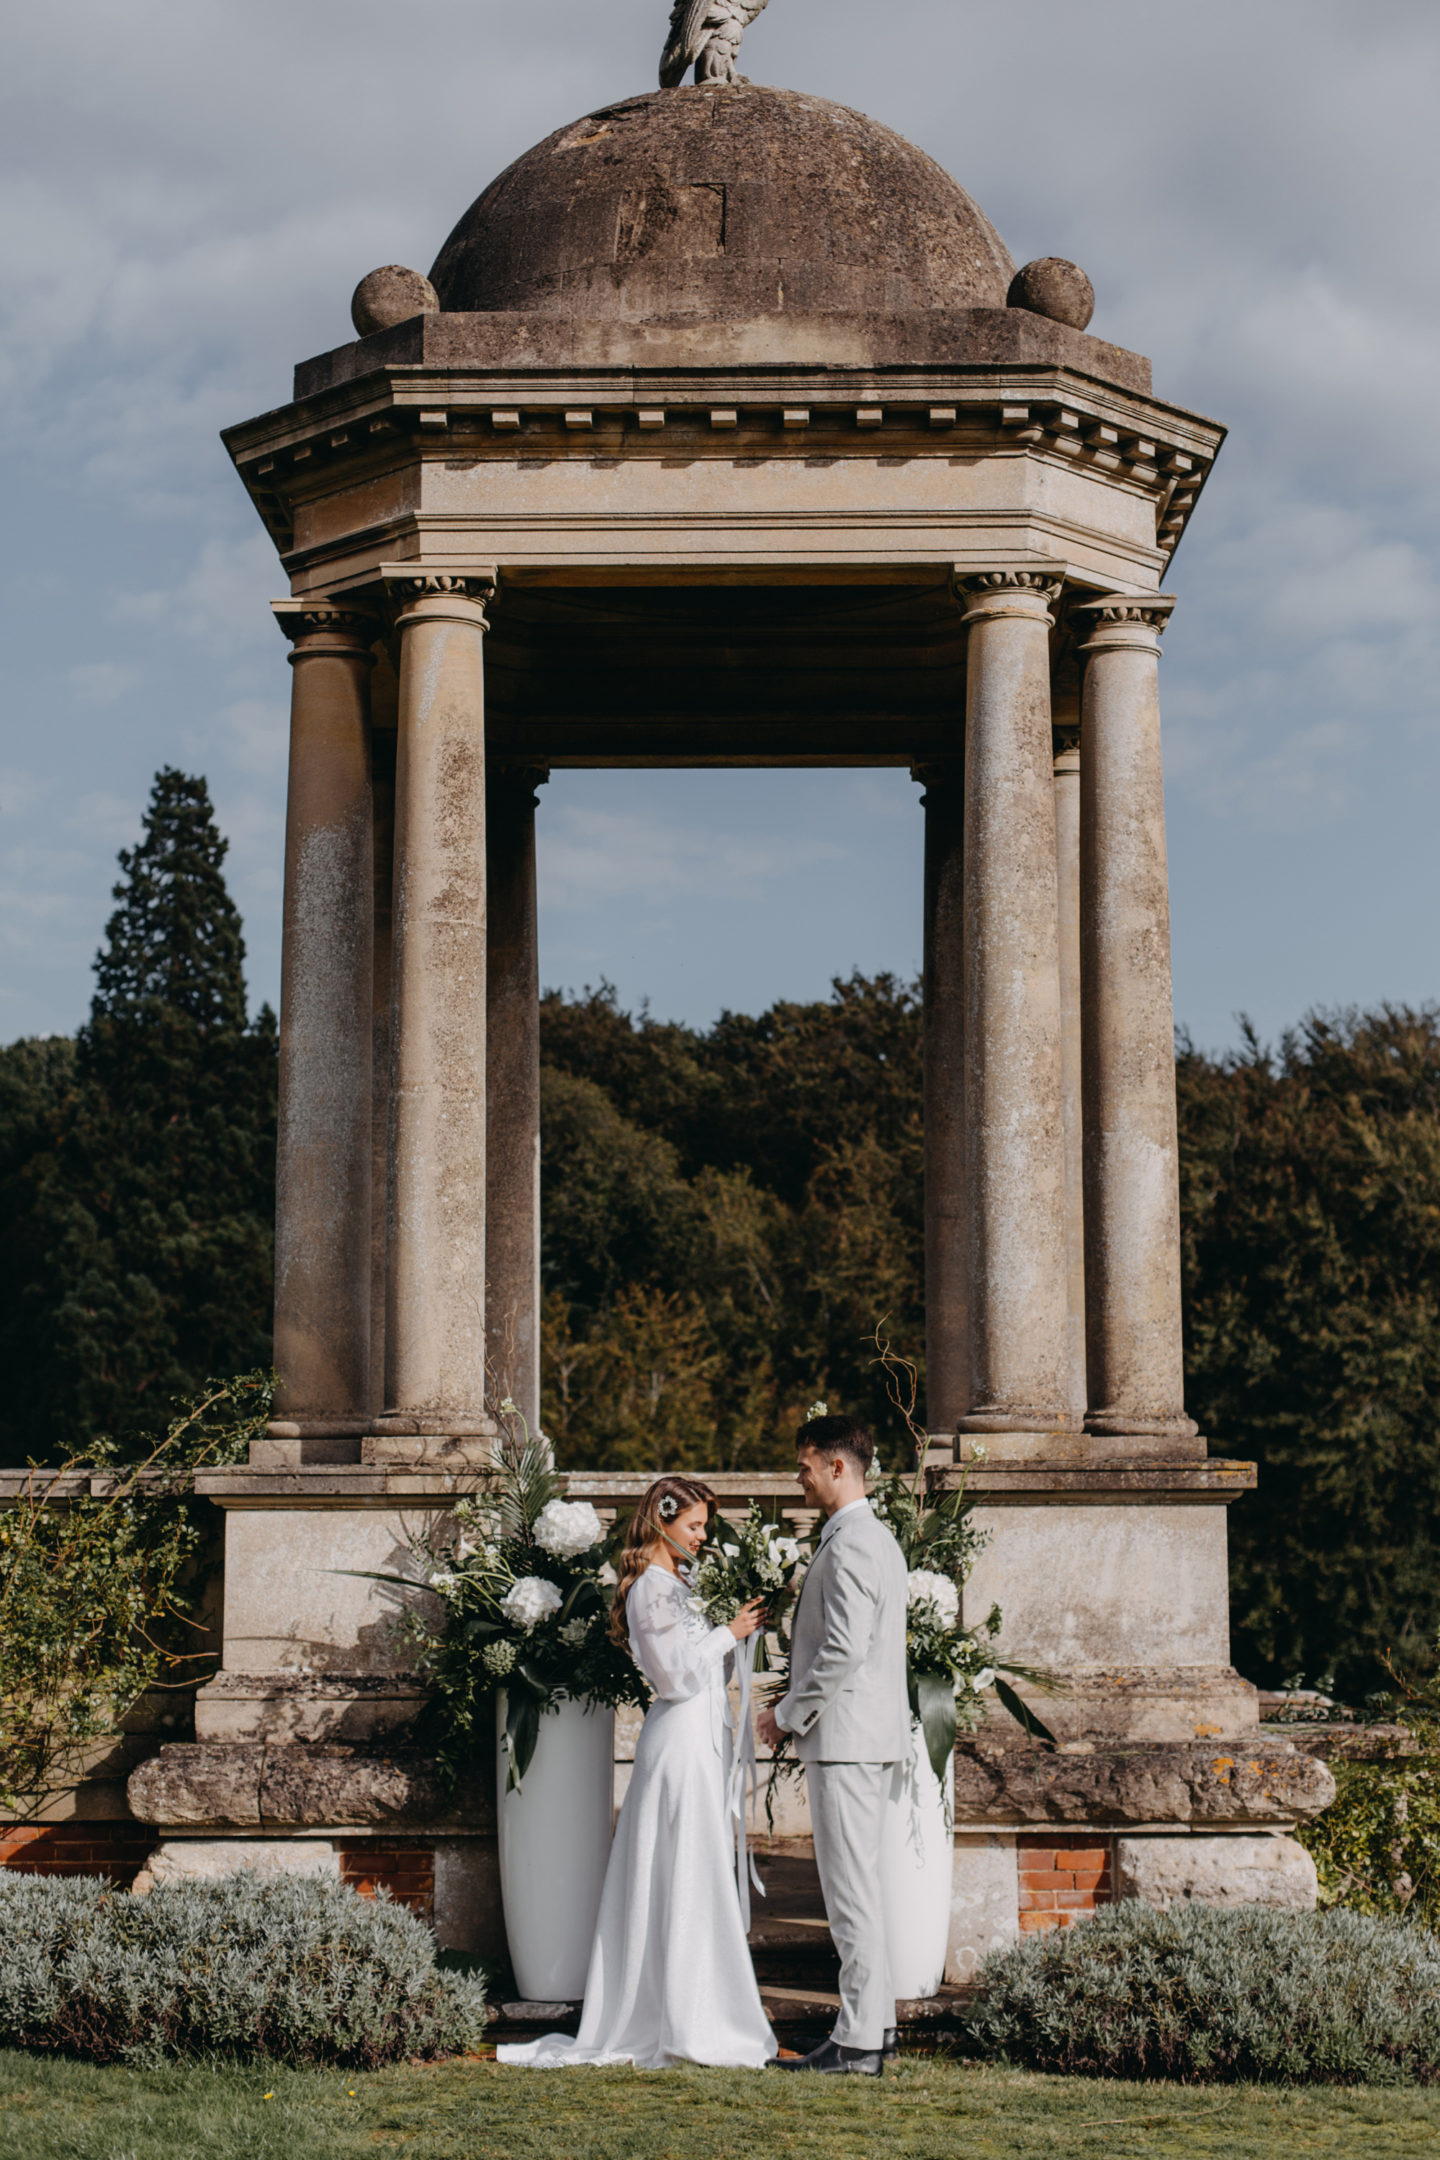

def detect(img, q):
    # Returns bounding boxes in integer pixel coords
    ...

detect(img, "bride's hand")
[728,1597,767,1641]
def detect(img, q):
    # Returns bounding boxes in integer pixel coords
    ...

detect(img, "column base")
[1086,1411,1201,1444]
[371,1412,497,1437]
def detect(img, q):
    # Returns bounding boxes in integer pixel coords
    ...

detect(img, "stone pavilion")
[128,82,1332,1976]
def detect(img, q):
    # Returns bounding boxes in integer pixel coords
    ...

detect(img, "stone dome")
[429,85,1015,322]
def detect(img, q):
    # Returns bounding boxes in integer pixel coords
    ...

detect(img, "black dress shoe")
[773,2038,883,2077]
[882,2026,900,2059]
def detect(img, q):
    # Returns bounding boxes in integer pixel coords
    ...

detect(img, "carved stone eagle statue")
[659,0,771,88]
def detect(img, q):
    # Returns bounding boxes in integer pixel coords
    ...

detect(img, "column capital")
[487,757,550,804]
[1052,724,1081,771]
[271,600,379,658]
[381,566,498,632]
[1072,591,1175,654]
[955,565,1066,626]
[910,754,964,794]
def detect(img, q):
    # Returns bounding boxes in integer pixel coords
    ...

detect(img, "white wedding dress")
[497,1564,777,2069]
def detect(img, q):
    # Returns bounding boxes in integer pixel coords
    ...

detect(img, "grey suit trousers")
[807,1758,899,2051]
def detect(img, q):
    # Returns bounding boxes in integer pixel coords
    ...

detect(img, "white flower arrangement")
[532,1498,604,1560]
[500,1576,564,1632]
[906,1568,960,1627]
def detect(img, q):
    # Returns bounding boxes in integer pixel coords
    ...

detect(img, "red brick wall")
[1016,1834,1115,1933]
[339,1840,434,1923]
[0,1822,156,1887]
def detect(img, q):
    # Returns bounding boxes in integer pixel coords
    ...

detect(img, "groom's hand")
[757,1705,783,1748]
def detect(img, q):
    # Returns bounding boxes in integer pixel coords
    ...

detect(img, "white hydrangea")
[907,1569,960,1626]
[532,1499,603,1560]
[500,1576,564,1631]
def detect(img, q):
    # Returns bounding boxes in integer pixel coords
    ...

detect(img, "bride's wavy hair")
[608,1476,718,1651]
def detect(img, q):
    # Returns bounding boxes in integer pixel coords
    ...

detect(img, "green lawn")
[1,2051,1438,2160]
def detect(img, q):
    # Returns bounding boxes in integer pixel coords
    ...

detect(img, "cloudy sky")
[3,0,1437,1050]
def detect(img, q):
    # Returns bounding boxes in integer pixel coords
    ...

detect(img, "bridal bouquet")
[355,1411,646,1792]
[688,1502,806,1674]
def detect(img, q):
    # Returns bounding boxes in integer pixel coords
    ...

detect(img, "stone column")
[1073,593,1198,1449]
[485,760,548,1434]
[374,571,497,1446]
[955,568,1077,1443]
[1053,720,1087,1423]
[269,603,376,1434]
[367,723,397,1420]
[916,756,967,1439]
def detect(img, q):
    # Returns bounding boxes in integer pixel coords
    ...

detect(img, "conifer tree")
[0,772,276,1460]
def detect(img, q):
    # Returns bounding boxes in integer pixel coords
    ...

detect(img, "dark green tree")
[0,771,277,1462]
[1177,1006,1440,1698]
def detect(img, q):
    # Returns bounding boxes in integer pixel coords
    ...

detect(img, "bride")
[498,1475,777,2070]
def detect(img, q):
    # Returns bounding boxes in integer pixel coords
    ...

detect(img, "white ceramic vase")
[495,1693,615,2001]
[879,1719,955,2000]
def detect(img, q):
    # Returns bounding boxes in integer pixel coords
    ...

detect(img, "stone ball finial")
[1006,258,1095,332]
[351,265,440,338]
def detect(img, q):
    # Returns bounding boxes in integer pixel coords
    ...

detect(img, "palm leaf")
[994,1676,1057,1745]
[913,1668,958,1785]
[502,1681,544,1792]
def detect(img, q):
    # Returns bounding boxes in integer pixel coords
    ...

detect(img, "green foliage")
[0,1372,272,1822]
[538,975,924,1468]
[1297,1735,1440,1926]
[965,1899,1440,2084]
[1177,1006,1440,1696]
[0,770,277,1464]
[0,1872,485,2068]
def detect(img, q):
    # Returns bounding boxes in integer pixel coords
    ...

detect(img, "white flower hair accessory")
[805,1400,829,1422]
[657,1494,680,1521]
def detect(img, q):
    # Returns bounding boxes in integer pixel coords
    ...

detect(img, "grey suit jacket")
[775,1501,911,1764]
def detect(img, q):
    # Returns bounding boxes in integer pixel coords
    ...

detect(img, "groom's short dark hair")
[797,1413,874,1476]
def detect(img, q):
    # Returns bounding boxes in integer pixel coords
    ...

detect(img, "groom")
[758,1412,909,2077]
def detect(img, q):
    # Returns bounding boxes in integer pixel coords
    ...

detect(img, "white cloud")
[540,804,844,909]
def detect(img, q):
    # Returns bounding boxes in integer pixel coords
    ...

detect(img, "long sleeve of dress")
[627,1571,734,1701]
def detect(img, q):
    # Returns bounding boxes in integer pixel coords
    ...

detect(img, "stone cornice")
[224,367,1224,570]
[186,1457,1258,1510]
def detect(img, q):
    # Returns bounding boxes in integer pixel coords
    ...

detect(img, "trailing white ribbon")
[727,1632,766,1931]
